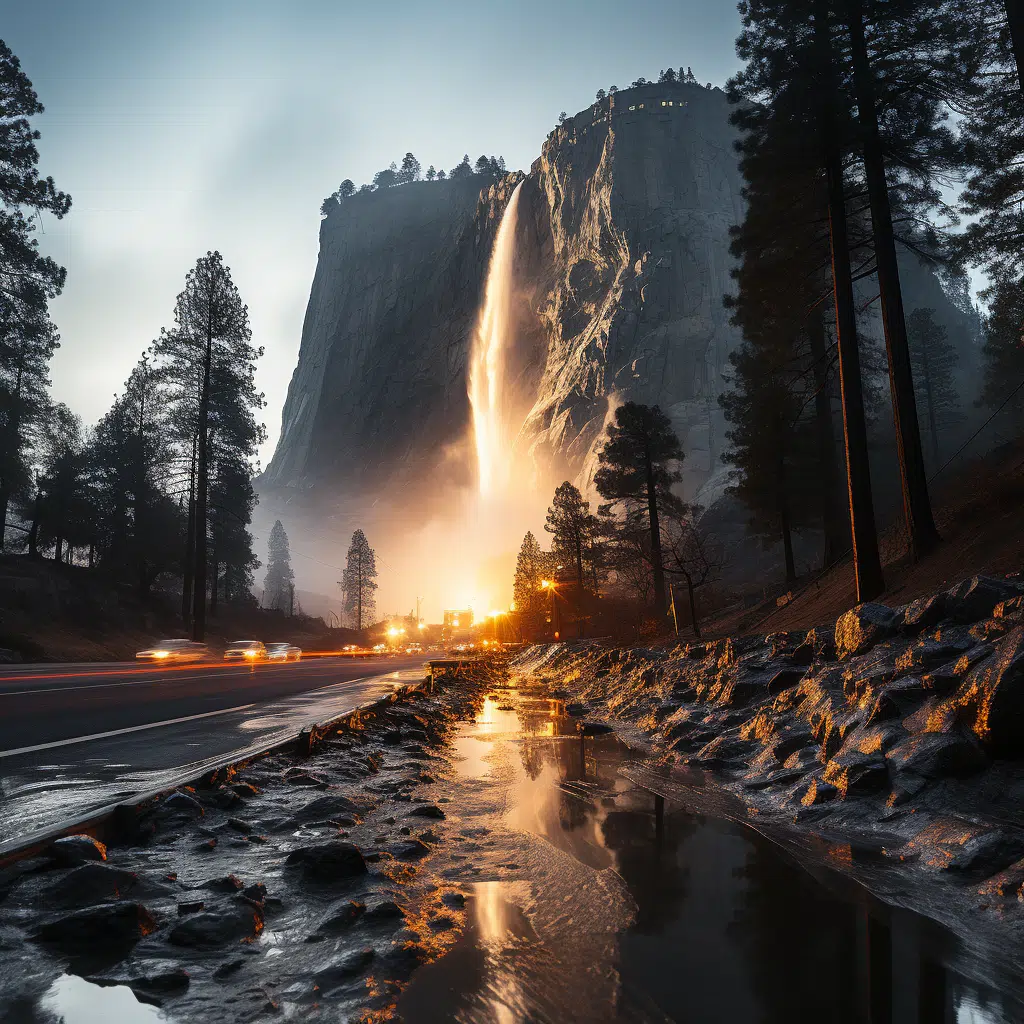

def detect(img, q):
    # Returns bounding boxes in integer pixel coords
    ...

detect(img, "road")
[0,655,428,850]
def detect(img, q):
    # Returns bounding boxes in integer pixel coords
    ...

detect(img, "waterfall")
[468,180,523,497]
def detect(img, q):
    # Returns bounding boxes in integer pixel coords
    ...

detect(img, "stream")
[398,685,1021,1024]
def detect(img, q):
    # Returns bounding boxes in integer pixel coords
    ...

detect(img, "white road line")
[0,703,257,759]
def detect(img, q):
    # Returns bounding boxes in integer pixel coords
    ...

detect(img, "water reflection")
[39,974,166,1023]
[404,687,1022,1023]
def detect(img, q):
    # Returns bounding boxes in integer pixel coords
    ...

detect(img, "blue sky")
[2,0,744,466]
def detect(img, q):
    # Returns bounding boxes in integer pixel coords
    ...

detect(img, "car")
[267,643,302,662]
[404,643,424,655]
[223,640,267,662]
[136,639,209,663]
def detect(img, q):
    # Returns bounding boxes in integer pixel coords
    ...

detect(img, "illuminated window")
[628,104,635,111]
[661,101,667,106]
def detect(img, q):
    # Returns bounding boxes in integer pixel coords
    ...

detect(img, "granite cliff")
[262,80,977,518]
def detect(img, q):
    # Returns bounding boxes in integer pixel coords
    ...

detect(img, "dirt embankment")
[515,572,1024,955]
[703,440,1024,640]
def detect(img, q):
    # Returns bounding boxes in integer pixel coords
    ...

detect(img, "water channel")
[398,686,1022,1024]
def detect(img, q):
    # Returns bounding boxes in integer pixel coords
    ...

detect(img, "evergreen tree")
[397,152,421,184]
[513,531,545,619]
[90,355,180,594]
[979,278,1024,434]
[906,308,962,464]
[436,168,446,181]
[450,155,473,180]
[35,404,91,564]
[341,529,377,631]
[0,40,71,546]
[153,251,262,640]
[544,481,594,597]
[262,520,294,612]
[337,178,355,199]
[372,163,398,189]
[474,154,491,175]
[594,403,683,621]
[425,165,436,181]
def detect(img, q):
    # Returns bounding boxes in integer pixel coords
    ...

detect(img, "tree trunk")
[210,558,219,616]
[27,490,40,557]
[645,454,667,622]
[778,453,797,584]
[0,484,8,553]
[814,0,885,602]
[192,314,214,642]
[847,0,939,561]
[918,338,940,465]
[54,537,62,565]
[684,571,701,640]
[806,312,845,566]
[1006,0,1024,96]
[182,439,197,628]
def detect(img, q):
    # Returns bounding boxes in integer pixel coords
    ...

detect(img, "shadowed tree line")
[0,40,265,641]
[320,152,508,215]
[721,0,1023,600]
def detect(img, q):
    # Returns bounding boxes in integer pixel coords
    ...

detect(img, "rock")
[203,874,244,893]
[315,948,376,993]
[168,902,264,949]
[441,892,466,909]
[51,835,107,865]
[364,900,405,922]
[285,841,367,881]
[241,882,267,906]
[131,967,190,1002]
[766,667,806,693]
[293,794,366,823]
[178,901,205,916]
[835,604,898,660]
[318,900,366,932]
[866,677,935,724]
[900,595,948,634]
[38,863,138,907]
[823,750,888,798]
[35,901,156,954]
[886,733,988,780]
[579,720,615,735]
[769,726,814,762]
[945,576,1021,624]
[227,817,254,834]
[958,624,1024,755]
[163,790,205,815]
[565,703,586,717]
[796,777,838,806]
[407,804,445,820]
[212,959,246,979]
[393,839,431,860]
[900,820,1024,875]
[283,769,328,788]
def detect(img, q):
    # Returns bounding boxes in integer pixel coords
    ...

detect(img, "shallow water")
[400,689,1021,1024]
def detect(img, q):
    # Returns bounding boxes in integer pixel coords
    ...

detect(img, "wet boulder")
[886,733,987,780]
[364,899,406,922]
[835,604,898,660]
[959,624,1024,756]
[900,820,1024,876]
[293,794,366,823]
[167,900,264,949]
[35,901,156,954]
[318,900,366,932]
[795,776,838,806]
[38,863,140,908]
[392,839,431,860]
[900,594,948,634]
[407,804,445,820]
[51,835,107,866]
[314,948,376,994]
[769,725,815,762]
[285,841,367,881]
[162,791,205,816]
[823,750,888,799]
[866,677,933,724]
[945,576,1022,625]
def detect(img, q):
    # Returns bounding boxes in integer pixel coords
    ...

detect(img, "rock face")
[263,81,745,505]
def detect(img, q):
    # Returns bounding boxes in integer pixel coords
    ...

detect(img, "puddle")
[400,688,1024,1023]
[40,974,167,1023]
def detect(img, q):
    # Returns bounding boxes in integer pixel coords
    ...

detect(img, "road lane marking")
[0,703,257,759]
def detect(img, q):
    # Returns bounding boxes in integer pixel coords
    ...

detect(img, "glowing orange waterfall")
[468,181,523,497]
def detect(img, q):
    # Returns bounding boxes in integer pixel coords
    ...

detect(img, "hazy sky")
[4,0,743,470]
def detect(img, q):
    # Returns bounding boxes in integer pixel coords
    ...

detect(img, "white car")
[267,643,302,662]
[136,639,209,663]
[223,640,267,662]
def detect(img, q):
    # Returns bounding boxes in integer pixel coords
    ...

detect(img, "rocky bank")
[514,572,1024,954]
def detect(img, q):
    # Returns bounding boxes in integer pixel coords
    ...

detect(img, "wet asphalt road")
[0,655,426,752]
[0,655,428,847]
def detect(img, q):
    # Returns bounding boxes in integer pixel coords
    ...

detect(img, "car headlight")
[245,650,257,657]
[153,651,169,659]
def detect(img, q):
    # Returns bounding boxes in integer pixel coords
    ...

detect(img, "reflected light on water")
[474,882,522,1024]
[41,975,164,1023]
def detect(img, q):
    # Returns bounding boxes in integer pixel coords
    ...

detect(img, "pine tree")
[0,40,71,546]
[341,529,377,631]
[905,308,962,464]
[594,403,683,621]
[513,531,545,619]
[979,279,1024,435]
[36,404,91,564]
[263,520,294,612]
[397,152,421,184]
[544,481,594,597]
[153,251,263,640]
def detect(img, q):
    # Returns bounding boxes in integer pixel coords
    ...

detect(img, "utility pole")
[289,583,295,617]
